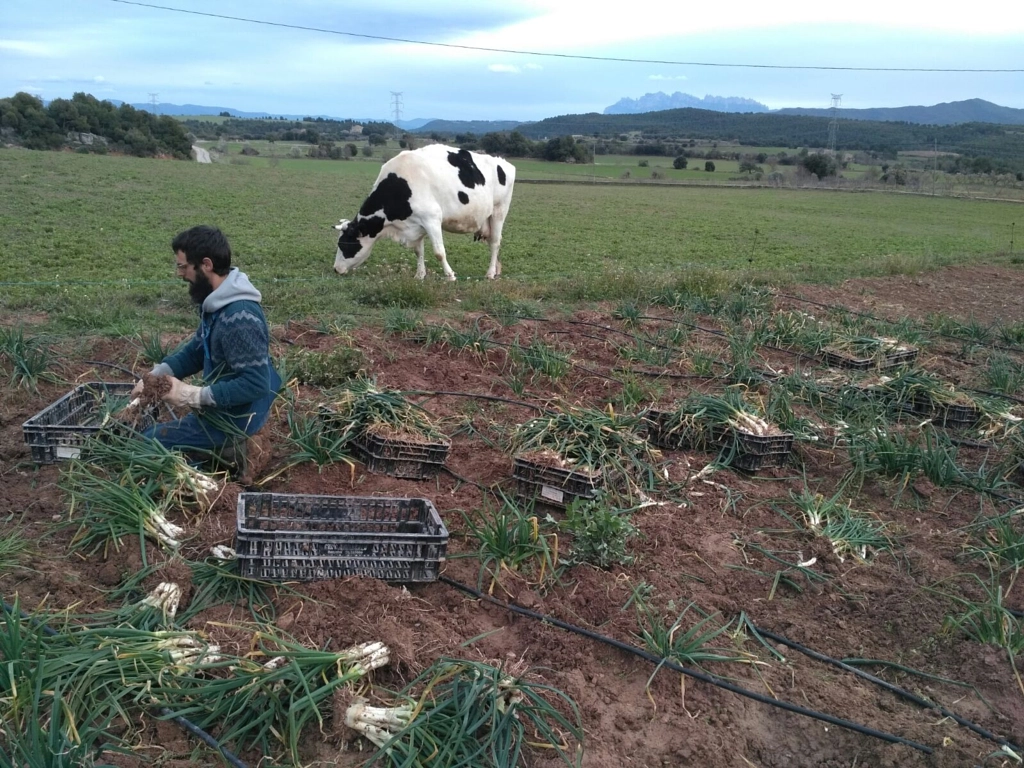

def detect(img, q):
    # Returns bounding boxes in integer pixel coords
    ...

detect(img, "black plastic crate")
[935,402,983,430]
[512,455,602,509]
[723,429,794,471]
[234,492,448,582]
[822,346,918,372]
[352,431,450,480]
[22,382,155,464]
[643,409,718,451]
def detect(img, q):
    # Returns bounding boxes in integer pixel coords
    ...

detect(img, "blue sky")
[2,0,1022,121]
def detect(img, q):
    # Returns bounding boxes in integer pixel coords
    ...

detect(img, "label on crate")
[540,485,564,504]
[56,446,81,459]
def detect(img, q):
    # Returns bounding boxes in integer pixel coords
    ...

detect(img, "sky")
[2,0,1023,122]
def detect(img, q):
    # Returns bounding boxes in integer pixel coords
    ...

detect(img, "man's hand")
[164,377,203,410]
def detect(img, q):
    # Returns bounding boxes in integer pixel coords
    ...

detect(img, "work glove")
[131,379,144,397]
[164,377,204,410]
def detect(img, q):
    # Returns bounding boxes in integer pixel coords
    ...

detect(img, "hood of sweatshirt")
[202,268,262,313]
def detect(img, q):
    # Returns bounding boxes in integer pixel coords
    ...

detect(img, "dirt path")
[191,144,211,164]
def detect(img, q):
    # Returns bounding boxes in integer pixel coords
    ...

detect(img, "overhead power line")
[106,0,1024,73]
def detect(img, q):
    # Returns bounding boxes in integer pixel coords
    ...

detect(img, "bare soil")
[2,265,1024,768]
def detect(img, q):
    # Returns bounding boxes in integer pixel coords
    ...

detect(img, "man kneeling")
[137,225,281,472]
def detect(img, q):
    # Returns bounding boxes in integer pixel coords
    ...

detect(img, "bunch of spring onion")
[0,605,223,753]
[789,489,893,562]
[653,389,777,448]
[824,334,913,362]
[78,430,221,512]
[155,634,391,765]
[510,404,659,498]
[346,657,583,768]
[323,376,448,446]
[57,582,183,632]
[60,467,186,554]
[181,546,285,624]
[876,368,978,413]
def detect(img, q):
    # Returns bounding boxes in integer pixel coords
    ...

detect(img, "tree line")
[510,108,1024,173]
[0,92,192,158]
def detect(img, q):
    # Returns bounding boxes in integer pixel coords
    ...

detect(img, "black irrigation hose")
[1,601,249,768]
[751,624,1023,755]
[85,360,137,378]
[437,577,933,754]
[401,389,549,414]
[775,291,1024,356]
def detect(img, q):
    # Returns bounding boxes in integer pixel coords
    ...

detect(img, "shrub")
[705,161,715,172]
[284,346,365,387]
[673,156,688,170]
[560,495,636,569]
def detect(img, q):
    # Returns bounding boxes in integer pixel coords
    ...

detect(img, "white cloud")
[488,63,520,73]
[93,75,105,83]
[649,74,687,80]
[0,39,56,57]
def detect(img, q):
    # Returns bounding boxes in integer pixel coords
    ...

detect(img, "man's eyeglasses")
[175,262,190,273]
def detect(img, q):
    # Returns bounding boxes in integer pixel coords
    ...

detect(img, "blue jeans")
[144,399,273,455]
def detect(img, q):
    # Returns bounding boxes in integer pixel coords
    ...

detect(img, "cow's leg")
[413,237,427,280]
[485,212,507,279]
[424,221,457,281]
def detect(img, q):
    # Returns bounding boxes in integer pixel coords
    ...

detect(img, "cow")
[333,144,516,281]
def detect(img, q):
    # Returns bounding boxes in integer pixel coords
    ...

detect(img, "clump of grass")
[559,494,636,569]
[612,301,644,329]
[984,353,1024,395]
[508,336,570,381]
[382,307,421,336]
[944,575,1024,658]
[971,510,1024,572]
[349,275,445,308]
[284,345,364,387]
[457,496,559,593]
[0,528,31,573]
[346,657,583,768]
[613,373,659,411]
[0,325,59,391]
[285,408,356,471]
[615,338,674,367]
[632,593,756,691]
[133,331,176,366]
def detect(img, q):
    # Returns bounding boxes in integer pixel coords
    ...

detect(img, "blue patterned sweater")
[156,268,279,417]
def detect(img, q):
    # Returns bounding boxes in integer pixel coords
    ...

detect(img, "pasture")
[1,146,1024,768]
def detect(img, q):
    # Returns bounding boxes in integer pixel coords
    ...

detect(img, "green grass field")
[1,149,1019,335]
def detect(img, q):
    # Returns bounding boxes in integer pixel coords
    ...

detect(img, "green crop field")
[1,149,1018,335]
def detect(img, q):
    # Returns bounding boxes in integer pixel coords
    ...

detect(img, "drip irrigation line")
[437,577,933,754]
[774,292,1024,356]
[752,625,1022,754]
[613,367,721,381]
[1,601,249,768]
[401,389,549,414]
[967,388,1024,406]
[84,360,137,378]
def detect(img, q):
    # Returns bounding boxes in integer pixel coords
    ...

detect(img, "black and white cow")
[333,144,515,281]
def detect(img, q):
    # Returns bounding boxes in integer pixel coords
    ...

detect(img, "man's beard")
[188,270,214,305]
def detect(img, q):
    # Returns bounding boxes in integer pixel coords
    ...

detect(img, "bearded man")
[136,225,281,465]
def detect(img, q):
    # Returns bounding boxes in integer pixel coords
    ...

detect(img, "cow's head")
[332,218,373,275]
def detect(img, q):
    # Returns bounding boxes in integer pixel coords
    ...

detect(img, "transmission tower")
[148,92,159,114]
[827,94,842,155]
[390,92,403,125]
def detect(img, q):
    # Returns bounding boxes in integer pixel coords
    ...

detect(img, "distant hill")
[775,99,1024,126]
[413,119,528,134]
[605,92,769,114]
